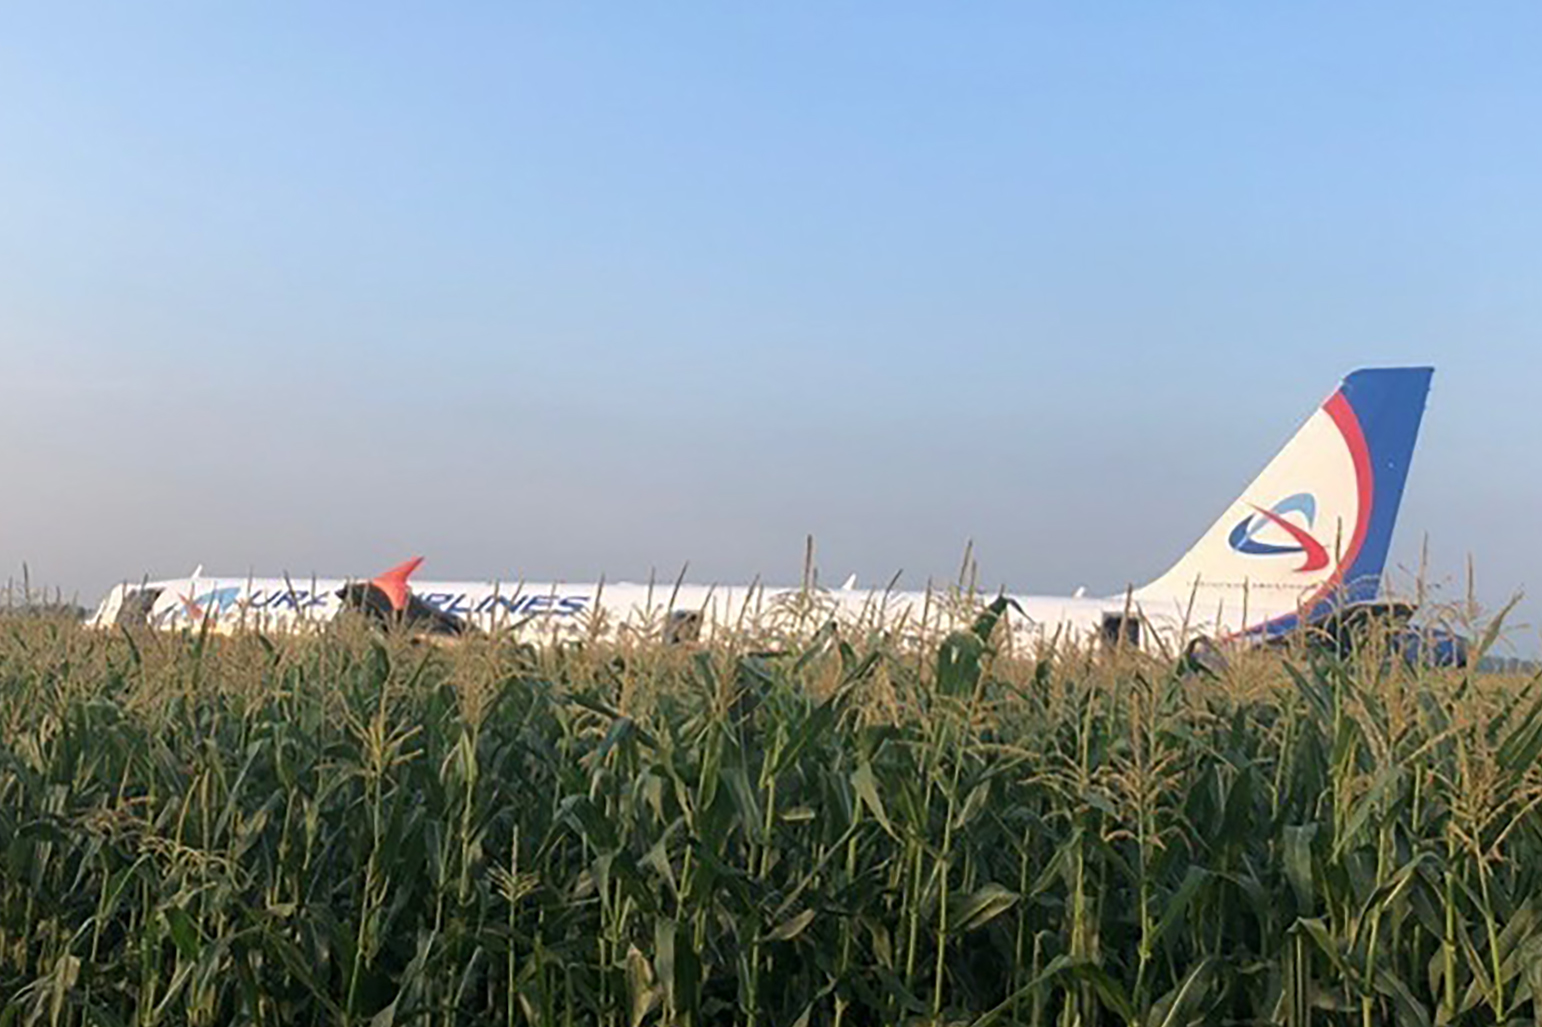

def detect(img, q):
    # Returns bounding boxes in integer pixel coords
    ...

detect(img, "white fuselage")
[87,574,1184,653]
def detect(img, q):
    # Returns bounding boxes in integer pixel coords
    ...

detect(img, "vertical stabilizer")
[1132,367,1432,638]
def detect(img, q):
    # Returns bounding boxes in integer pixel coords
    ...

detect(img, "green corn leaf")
[948,883,1019,935]
[851,759,895,838]
[1284,824,1318,913]
[766,908,819,942]
[1145,957,1214,1027]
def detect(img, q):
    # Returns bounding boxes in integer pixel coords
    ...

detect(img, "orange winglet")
[371,556,424,612]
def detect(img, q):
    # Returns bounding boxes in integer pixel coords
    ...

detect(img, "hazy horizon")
[2,4,1537,653]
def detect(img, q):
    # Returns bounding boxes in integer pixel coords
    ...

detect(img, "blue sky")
[1,4,1537,649]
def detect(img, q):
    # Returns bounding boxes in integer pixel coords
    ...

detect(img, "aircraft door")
[115,588,163,629]
[1100,612,1141,650]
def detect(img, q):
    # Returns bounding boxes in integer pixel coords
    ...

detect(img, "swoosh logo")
[1227,492,1331,573]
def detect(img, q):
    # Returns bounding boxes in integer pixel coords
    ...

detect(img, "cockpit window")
[664,609,703,645]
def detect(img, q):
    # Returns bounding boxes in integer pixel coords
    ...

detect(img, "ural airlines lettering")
[416,593,592,617]
[247,589,331,610]
[229,589,591,616]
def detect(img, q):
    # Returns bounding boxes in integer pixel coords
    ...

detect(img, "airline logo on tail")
[1227,493,1330,572]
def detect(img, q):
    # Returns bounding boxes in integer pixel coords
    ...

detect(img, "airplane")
[86,366,1436,657]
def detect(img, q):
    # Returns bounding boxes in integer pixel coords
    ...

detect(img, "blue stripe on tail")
[1337,367,1433,603]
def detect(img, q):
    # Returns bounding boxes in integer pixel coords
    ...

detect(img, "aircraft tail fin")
[1133,367,1432,638]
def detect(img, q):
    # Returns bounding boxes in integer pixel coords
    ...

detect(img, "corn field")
[3,606,1541,1026]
